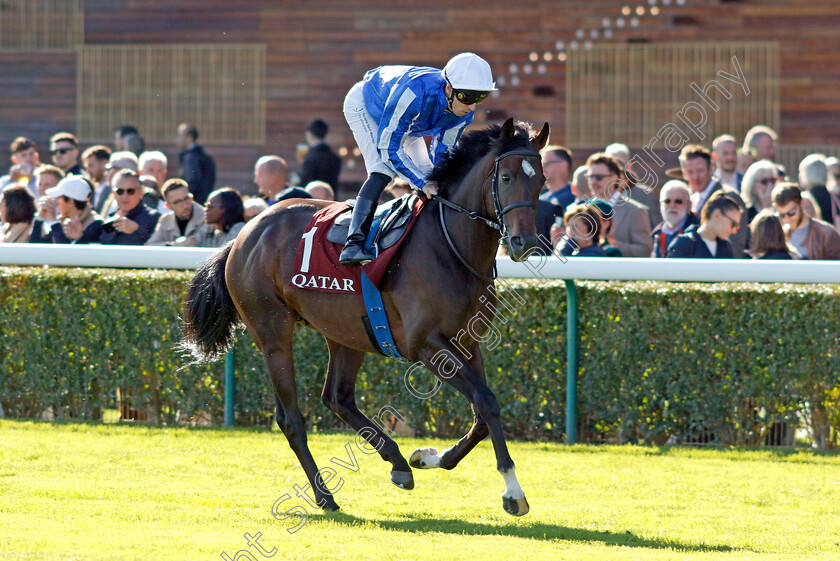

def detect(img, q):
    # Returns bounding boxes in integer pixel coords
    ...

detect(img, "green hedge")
[1,267,838,448]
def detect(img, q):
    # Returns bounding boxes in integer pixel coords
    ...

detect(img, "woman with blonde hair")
[740,160,779,222]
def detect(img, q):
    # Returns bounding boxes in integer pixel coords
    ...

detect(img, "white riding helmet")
[442,53,497,92]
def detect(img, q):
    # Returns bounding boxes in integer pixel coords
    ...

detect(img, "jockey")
[339,52,497,265]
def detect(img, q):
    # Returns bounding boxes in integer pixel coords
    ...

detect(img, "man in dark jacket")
[651,180,700,257]
[95,169,159,245]
[300,119,342,190]
[666,191,741,259]
[177,123,215,205]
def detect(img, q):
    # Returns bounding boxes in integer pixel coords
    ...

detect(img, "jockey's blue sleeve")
[429,116,472,164]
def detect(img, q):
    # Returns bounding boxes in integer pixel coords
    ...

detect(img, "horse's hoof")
[409,447,439,469]
[320,498,340,512]
[390,469,414,490]
[502,496,529,517]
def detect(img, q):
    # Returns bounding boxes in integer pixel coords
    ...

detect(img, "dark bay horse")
[181,118,549,516]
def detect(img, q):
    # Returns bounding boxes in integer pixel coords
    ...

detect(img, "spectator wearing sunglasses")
[584,153,652,257]
[651,180,699,258]
[146,179,205,246]
[183,187,245,248]
[771,182,840,260]
[49,132,82,176]
[740,160,779,223]
[95,169,159,245]
[666,191,741,259]
[338,52,496,265]
[97,151,140,216]
[747,210,799,260]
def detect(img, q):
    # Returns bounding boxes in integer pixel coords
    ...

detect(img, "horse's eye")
[502,173,511,183]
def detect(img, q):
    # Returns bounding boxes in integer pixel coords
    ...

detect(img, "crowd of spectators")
[0,118,343,247]
[541,125,840,261]
[1,120,839,263]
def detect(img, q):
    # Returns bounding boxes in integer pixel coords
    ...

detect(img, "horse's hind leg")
[321,339,414,490]
[240,302,340,512]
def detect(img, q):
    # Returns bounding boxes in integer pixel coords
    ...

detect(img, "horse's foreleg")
[410,341,528,516]
[321,340,414,490]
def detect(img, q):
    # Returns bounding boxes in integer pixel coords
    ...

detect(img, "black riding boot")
[339,197,378,266]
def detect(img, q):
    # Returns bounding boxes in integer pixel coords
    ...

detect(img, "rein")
[433,147,541,282]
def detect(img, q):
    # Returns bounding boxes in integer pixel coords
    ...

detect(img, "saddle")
[327,193,420,255]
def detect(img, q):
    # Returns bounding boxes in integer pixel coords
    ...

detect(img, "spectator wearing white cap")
[29,175,103,244]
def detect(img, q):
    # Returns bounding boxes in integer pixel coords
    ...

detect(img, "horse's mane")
[428,121,536,196]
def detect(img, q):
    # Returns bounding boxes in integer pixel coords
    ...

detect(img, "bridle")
[434,147,542,282]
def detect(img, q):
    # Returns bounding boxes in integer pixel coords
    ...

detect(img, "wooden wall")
[0,0,838,195]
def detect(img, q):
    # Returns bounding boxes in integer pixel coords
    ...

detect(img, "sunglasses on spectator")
[724,214,740,230]
[775,208,798,218]
[662,198,685,205]
[585,174,614,181]
[115,188,137,196]
[50,148,73,156]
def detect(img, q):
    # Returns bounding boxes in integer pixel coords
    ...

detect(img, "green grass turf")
[1,420,839,560]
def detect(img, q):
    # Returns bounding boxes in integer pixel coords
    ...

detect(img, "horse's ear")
[500,118,515,139]
[533,122,550,150]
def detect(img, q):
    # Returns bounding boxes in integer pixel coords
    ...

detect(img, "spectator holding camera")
[95,169,159,245]
[0,185,37,243]
[30,176,103,244]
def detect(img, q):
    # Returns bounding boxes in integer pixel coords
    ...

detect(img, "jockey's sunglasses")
[453,88,490,106]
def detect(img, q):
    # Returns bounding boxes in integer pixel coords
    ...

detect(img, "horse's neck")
[443,157,499,276]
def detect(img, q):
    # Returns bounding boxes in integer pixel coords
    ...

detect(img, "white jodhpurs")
[342,81,433,188]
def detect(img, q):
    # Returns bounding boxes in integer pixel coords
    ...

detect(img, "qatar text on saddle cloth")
[290,199,425,294]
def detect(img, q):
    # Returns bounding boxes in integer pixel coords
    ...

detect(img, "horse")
[181,118,550,517]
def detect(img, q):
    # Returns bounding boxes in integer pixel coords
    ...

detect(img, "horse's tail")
[179,241,240,365]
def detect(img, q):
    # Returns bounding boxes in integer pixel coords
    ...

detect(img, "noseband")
[435,147,542,282]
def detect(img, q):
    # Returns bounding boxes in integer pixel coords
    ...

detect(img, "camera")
[101,216,119,233]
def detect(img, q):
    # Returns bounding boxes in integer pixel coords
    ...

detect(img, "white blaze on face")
[521,160,536,178]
